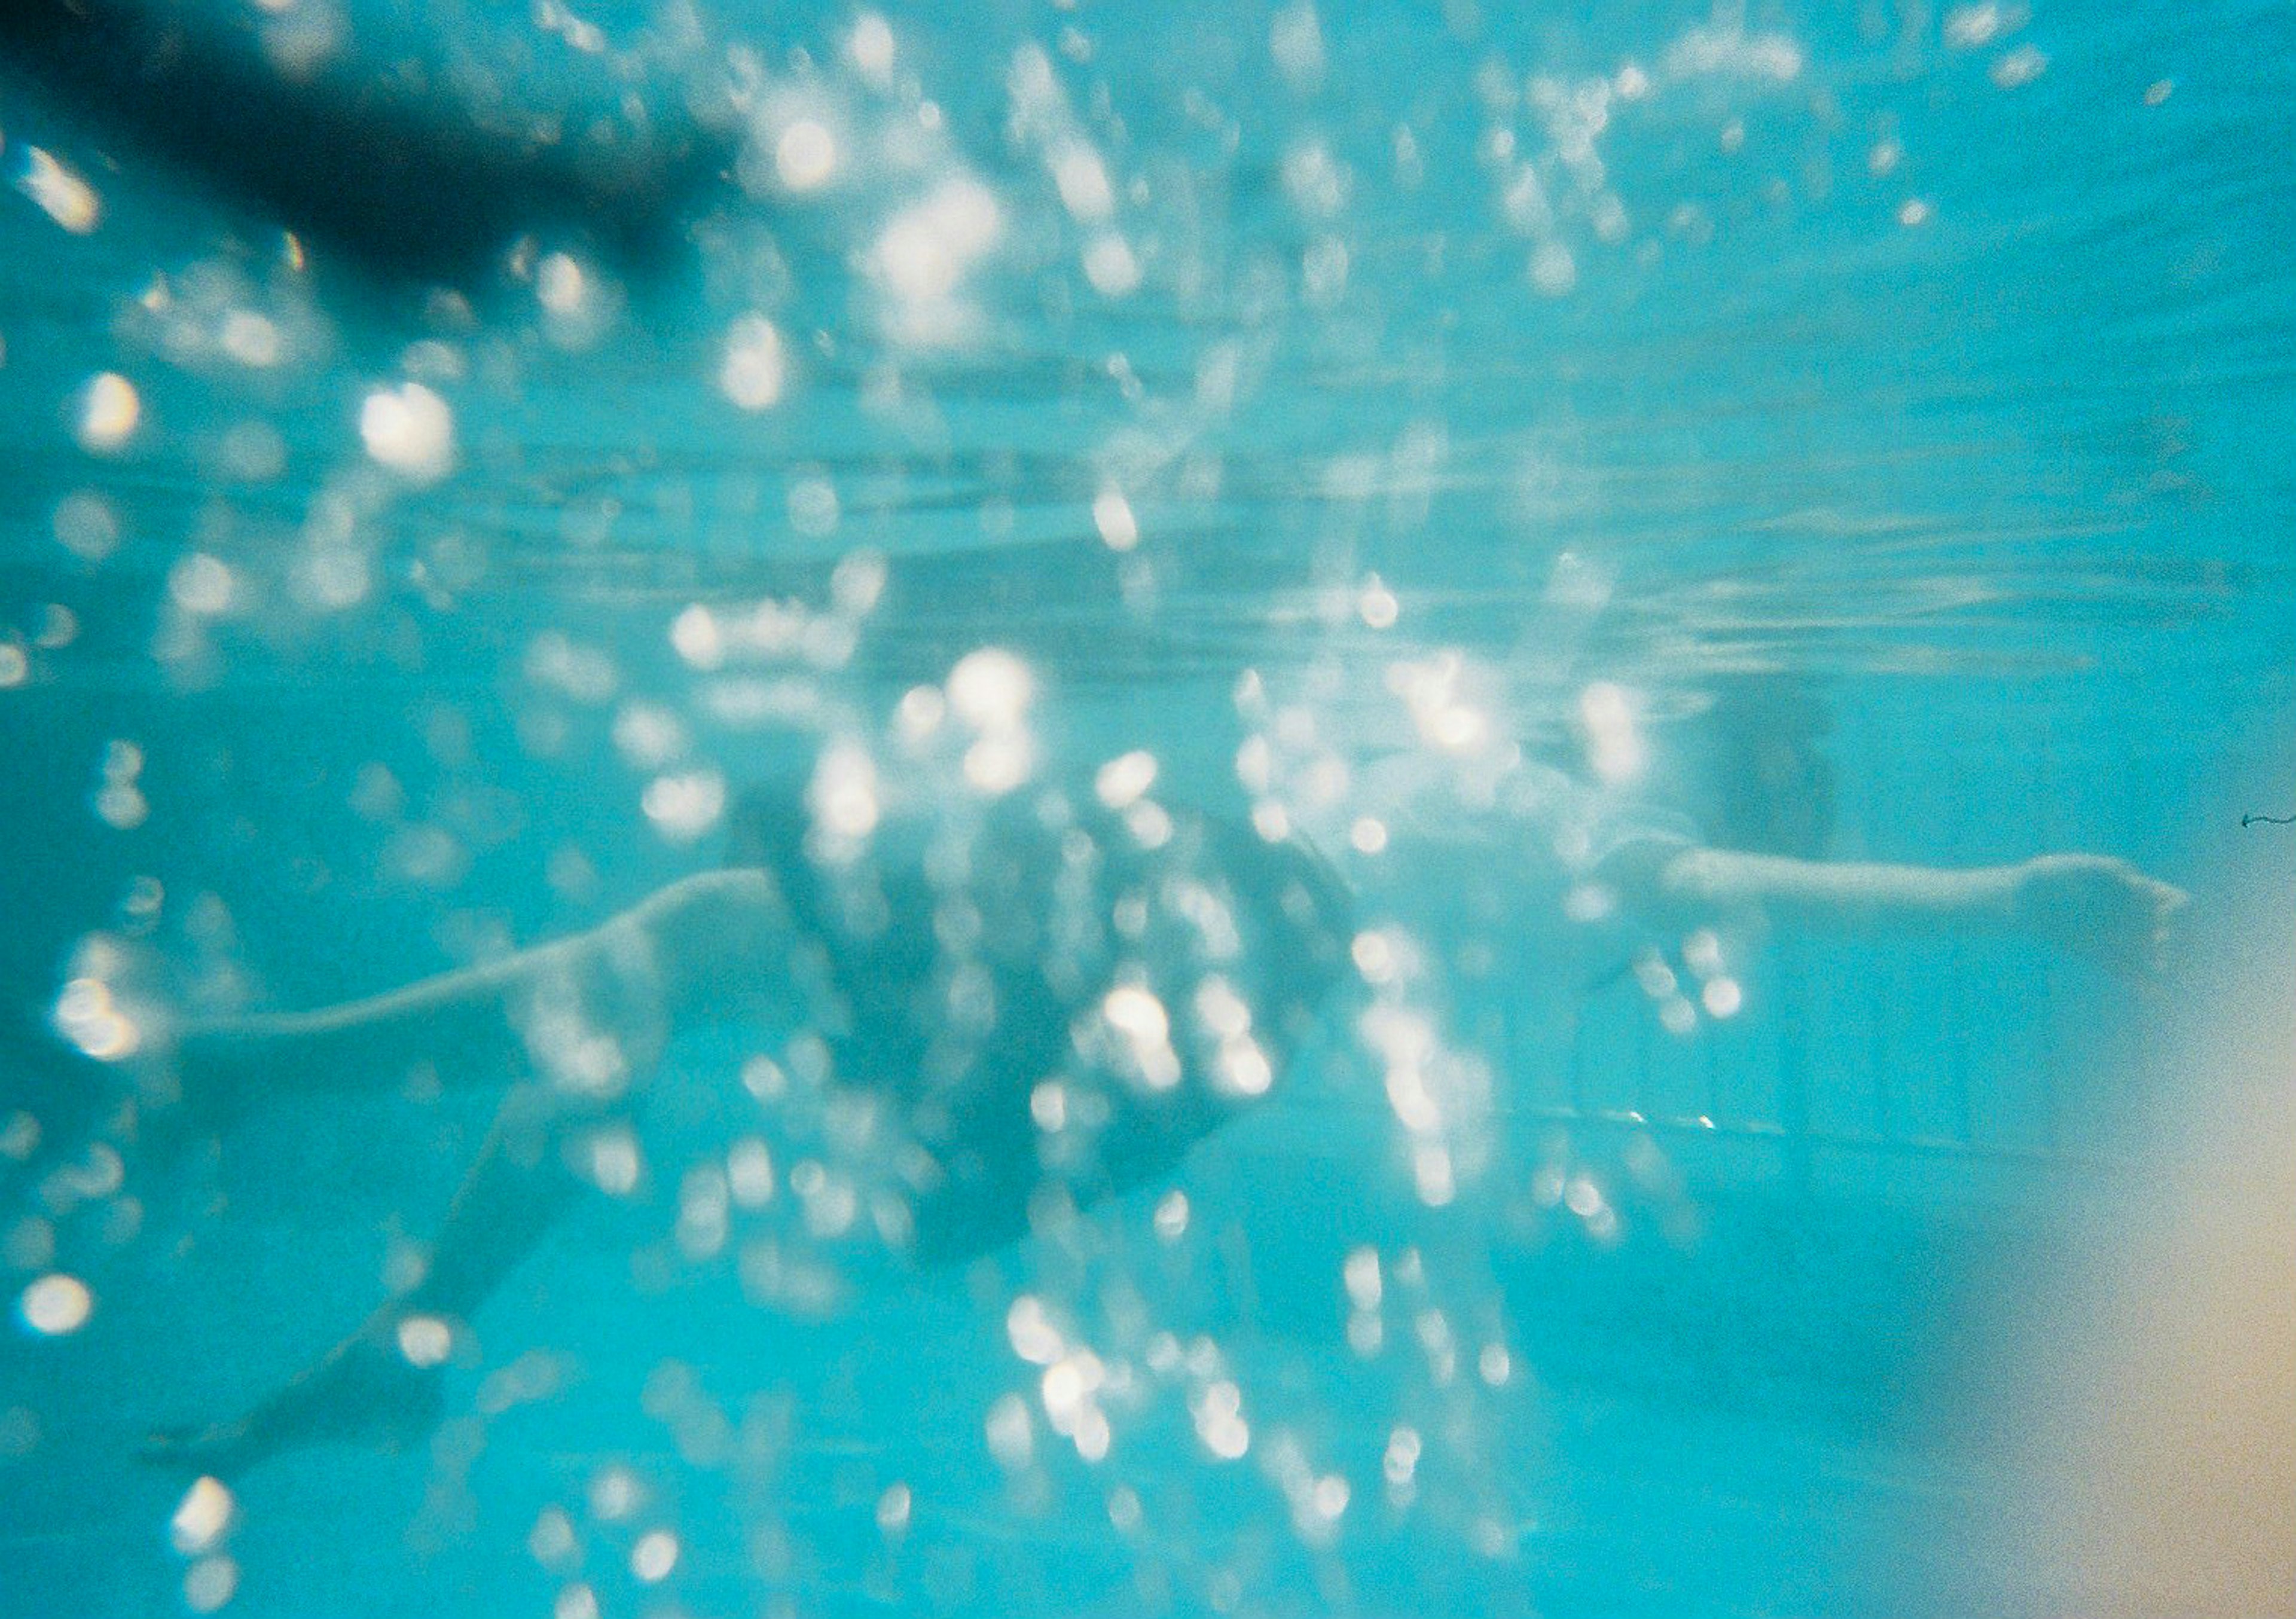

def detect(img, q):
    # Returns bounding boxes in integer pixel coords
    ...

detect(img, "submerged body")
[143,782,1355,1471]
[713,784,1355,1264]
[128,752,2182,1476]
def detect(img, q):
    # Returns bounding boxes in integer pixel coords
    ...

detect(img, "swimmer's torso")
[719,782,1353,1265]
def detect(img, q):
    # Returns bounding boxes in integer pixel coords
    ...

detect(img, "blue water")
[3,1,2292,1614]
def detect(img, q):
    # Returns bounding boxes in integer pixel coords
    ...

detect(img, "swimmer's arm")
[177,870,795,1096]
[1645,847,2021,928]
[1635,847,2185,973]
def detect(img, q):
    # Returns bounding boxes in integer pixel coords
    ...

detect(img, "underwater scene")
[2,0,2291,1614]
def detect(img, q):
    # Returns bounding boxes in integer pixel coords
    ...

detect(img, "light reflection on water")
[1,0,2291,1615]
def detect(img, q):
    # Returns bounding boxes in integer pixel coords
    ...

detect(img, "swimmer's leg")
[163,870,792,1131]
[142,1092,584,1475]
[138,873,795,1472]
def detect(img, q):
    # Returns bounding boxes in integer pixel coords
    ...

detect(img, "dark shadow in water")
[0,0,728,286]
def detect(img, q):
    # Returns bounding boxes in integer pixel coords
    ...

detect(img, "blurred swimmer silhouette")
[118,749,2184,1476]
[135,782,1355,1471]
